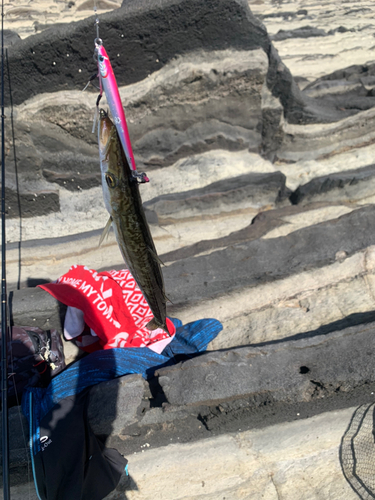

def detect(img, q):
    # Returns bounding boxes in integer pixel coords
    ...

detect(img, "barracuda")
[98,109,170,335]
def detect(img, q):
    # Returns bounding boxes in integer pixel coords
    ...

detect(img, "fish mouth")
[98,108,114,149]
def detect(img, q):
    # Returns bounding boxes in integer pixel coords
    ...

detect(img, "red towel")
[39,265,175,352]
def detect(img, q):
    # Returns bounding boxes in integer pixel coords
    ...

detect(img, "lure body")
[95,42,148,182]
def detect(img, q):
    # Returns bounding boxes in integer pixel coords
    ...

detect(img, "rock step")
[8,205,375,352]
[144,171,290,224]
[4,320,375,500]
[102,409,359,499]
[291,163,375,205]
[4,407,362,500]
[163,205,375,307]
[157,321,375,407]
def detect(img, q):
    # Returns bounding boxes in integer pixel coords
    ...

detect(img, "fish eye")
[105,173,117,188]
[99,55,104,62]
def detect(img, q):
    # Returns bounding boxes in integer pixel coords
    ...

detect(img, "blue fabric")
[162,318,222,357]
[22,317,222,453]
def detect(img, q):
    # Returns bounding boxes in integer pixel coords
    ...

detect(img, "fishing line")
[1,0,10,497]
[94,0,100,43]
[5,49,31,498]
[90,0,102,134]
[5,49,22,291]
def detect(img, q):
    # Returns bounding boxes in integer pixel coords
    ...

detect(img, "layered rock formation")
[2,0,375,498]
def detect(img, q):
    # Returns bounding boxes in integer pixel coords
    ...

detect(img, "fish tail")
[146,317,171,337]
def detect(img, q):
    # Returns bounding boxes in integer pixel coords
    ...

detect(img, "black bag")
[0,326,65,407]
[32,389,128,500]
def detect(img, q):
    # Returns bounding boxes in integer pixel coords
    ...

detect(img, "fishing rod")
[1,0,10,496]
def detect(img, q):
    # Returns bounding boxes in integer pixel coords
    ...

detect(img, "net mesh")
[340,403,375,499]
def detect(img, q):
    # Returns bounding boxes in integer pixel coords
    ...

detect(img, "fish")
[98,109,170,335]
[95,40,149,183]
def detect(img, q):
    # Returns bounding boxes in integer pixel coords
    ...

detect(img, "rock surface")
[5,320,375,498]
[4,408,362,500]
[108,409,358,500]
[4,0,375,498]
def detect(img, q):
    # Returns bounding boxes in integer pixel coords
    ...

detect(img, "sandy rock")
[105,409,358,500]
[119,48,269,168]
[261,204,353,239]
[200,246,375,349]
[11,48,269,169]
[276,142,375,192]
[251,0,375,82]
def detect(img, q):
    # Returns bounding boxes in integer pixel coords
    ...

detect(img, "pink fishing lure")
[95,40,149,183]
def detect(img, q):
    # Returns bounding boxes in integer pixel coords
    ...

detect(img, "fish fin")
[146,317,171,337]
[146,317,159,331]
[99,217,112,246]
[148,246,165,266]
[165,294,173,305]
[162,291,173,304]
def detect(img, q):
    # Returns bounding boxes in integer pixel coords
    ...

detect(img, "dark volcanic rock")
[290,164,375,205]
[157,321,375,406]
[294,63,375,114]
[5,187,60,218]
[344,8,372,15]
[9,287,65,333]
[160,203,324,263]
[261,100,284,161]
[88,374,147,436]
[302,62,375,113]
[271,26,328,42]
[163,205,375,307]
[144,171,291,223]
[5,0,316,124]
[5,0,268,105]
[259,11,298,20]
[4,30,21,48]
[42,169,101,191]
[4,120,98,180]
[328,26,355,35]
[303,79,364,98]
[304,62,375,88]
